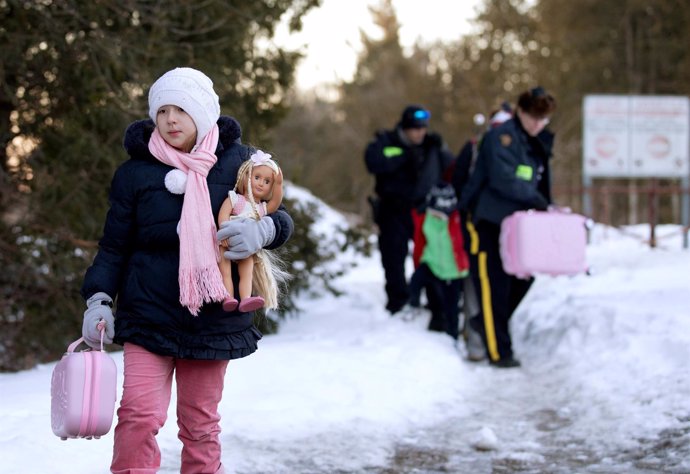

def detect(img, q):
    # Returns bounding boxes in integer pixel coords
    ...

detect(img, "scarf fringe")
[179,265,229,316]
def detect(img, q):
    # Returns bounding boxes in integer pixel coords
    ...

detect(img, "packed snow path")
[220,225,690,473]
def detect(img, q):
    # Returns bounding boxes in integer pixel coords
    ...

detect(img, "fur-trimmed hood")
[122,115,243,160]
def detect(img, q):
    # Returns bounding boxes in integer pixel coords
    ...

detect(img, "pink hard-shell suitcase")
[51,323,117,440]
[500,210,589,279]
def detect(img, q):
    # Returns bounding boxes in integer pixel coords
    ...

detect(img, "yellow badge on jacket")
[500,134,512,147]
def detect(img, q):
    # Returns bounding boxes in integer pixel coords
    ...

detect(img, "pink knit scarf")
[148,125,227,315]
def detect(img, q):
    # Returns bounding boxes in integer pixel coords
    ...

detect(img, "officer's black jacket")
[364,127,454,210]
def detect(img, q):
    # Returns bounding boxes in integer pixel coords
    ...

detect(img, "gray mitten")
[82,292,115,348]
[218,217,276,261]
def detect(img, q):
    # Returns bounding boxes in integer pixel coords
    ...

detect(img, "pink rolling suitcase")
[51,323,117,440]
[500,210,589,279]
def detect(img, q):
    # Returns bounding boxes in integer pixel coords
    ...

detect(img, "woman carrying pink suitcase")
[459,86,557,368]
[80,68,293,473]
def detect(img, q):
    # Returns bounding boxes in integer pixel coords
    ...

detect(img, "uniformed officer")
[459,87,557,368]
[365,105,455,315]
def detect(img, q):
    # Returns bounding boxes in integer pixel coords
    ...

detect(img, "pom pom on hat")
[489,110,512,127]
[489,101,513,127]
[148,67,220,145]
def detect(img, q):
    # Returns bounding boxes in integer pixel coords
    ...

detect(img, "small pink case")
[500,210,589,279]
[51,326,117,440]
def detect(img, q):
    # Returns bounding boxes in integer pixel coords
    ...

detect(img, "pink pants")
[111,343,229,474]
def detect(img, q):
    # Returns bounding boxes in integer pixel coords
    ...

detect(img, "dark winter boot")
[489,357,521,368]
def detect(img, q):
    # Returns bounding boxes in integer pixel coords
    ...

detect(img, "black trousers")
[468,220,533,361]
[410,263,463,339]
[377,204,414,314]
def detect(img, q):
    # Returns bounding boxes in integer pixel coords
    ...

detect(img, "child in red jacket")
[408,182,469,341]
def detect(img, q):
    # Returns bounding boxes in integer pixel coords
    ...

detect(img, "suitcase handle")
[67,321,106,354]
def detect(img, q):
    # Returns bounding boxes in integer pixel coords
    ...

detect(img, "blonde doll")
[218,150,285,312]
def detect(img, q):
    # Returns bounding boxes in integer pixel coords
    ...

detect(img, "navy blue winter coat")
[459,117,554,225]
[81,116,293,360]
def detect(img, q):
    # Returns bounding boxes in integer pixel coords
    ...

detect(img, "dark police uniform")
[365,127,454,314]
[460,116,554,364]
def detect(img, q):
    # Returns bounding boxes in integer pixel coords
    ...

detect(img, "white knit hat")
[148,67,220,145]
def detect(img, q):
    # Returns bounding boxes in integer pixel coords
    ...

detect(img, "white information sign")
[583,95,689,178]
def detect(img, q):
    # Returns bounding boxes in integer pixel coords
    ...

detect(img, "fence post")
[683,177,689,249]
[648,178,658,248]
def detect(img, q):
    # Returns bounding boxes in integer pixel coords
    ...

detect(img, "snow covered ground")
[1,188,689,473]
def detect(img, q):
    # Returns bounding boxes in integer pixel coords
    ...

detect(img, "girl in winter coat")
[80,67,293,473]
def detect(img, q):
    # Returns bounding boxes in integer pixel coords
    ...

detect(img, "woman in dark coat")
[80,67,293,473]
[460,87,556,369]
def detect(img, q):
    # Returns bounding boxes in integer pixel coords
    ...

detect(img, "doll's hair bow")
[250,149,272,164]
[250,149,279,173]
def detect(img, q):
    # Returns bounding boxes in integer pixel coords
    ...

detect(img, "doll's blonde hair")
[232,157,289,310]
